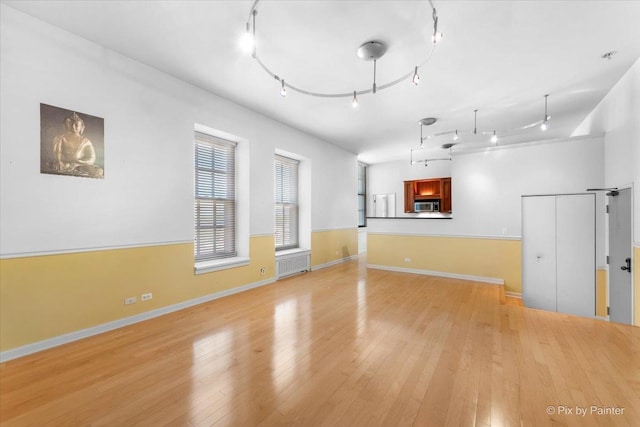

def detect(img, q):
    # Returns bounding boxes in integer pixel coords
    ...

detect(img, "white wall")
[368,136,606,263]
[573,58,640,244]
[0,5,357,257]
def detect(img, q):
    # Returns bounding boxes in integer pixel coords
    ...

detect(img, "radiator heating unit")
[276,251,310,279]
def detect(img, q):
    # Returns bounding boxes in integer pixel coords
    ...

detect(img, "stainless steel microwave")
[415,201,440,212]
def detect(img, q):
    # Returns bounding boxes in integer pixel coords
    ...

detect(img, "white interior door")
[522,196,557,312]
[556,194,595,318]
[608,188,633,324]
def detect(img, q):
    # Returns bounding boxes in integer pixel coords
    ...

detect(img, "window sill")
[195,257,250,275]
[275,248,311,260]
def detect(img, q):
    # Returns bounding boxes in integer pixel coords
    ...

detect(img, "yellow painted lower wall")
[635,246,640,326]
[368,234,522,293]
[596,268,607,318]
[369,234,612,318]
[0,236,275,352]
[310,228,358,268]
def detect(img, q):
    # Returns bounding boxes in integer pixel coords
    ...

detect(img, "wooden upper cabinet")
[441,177,452,213]
[404,177,451,213]
[414,179,441,199]
[404,181,415,213]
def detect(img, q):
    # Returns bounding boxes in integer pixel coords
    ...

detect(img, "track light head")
[240,28,254,55]
[541,94,550,130]
[432,9,443,43]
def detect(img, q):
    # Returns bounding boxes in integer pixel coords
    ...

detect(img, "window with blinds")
[358,163,367,227]
[274,155,299,251]
[194,132,236,262]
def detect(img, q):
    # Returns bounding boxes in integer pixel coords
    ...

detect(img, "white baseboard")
[505,291,522,299]
[366,264,504,285]
[311,255,359,271]
[0,277,276,363]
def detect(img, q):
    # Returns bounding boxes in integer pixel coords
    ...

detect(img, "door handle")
[621,257,632,273]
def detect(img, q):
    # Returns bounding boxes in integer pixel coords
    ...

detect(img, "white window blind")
[358,163,367,227]
[274,155,299,250]
[194,132,236,262]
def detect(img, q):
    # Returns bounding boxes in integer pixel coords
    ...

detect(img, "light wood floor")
[1,258,639,426]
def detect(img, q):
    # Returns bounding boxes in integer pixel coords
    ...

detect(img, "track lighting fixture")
[431,7,443,43]
[415,94,554,158]
[473,110,478,135]
[240,26,254,55]
[541,94,550,131]
[352,91,359,108]
[373,60,378,94]
[240,10,257,56]
[280,79,287,97]
[418,117,437,148]
[410,146,451,166]
[243,0,441,101]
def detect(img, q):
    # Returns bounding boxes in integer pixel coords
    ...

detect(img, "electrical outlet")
[404,257,411,263]
[124,296,137,305]
[259,267,266,276]
[141,293,153,301]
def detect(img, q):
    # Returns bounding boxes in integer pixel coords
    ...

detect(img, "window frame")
[194,131,237,264]
[274,154,299,251]
[358,162,367,227]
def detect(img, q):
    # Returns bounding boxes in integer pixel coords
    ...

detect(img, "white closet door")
[556,194,595,317]
[522,196,557,312]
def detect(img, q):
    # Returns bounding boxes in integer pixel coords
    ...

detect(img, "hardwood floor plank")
[1,257,638,426]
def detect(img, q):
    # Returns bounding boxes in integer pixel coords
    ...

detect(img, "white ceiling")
[5,0,640,164]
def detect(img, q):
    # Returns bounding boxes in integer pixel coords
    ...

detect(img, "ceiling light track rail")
[415,94,554,155]
[243,0,442,101]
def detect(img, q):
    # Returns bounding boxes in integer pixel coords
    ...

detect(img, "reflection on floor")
[1,257,638,426]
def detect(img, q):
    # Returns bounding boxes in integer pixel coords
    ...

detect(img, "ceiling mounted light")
[601,50,617,60]
[410,147,451,166]
[357,41,387,94]
[419,117,437,148]
[240,28,254,55]
[431,7,443,43]
[280,78,287,97]
[473,109,478,135]
[418,94,555,157]
[540,94,550,131]
[352,91,359,108]
[491,131,498,144]
[240,10,257,55]
[243,0,442,101]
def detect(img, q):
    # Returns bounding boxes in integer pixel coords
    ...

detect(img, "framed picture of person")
[40,103,104,179]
